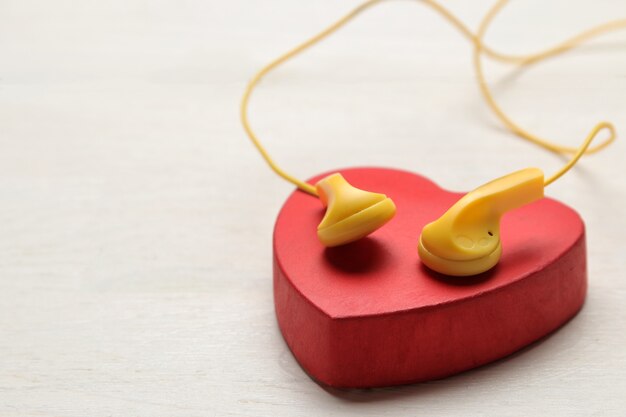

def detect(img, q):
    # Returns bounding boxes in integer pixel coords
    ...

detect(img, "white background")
[1,0,625,415]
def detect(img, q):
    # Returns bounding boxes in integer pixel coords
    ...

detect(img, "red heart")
[274,167,586,388]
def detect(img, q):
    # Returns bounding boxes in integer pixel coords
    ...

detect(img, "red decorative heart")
[273,167,586,388]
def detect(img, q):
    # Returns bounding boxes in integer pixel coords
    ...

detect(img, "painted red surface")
[273,167,587,388]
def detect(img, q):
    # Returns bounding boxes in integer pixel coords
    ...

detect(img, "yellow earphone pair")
[241,0,623,276]
[315,167,544,276]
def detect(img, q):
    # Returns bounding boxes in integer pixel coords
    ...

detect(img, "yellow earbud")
[418,168,545,276]
[315,173,396,247]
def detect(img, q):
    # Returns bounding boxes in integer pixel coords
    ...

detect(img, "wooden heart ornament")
[273,167,586,388]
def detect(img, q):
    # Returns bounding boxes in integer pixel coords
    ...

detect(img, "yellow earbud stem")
[418,168,545,276]
[316,173,396,247]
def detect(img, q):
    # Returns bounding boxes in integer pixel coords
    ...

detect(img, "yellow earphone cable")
[474,0,621,160]
[241,0,625,194]
[474,0,620,186]
[543,122,614,186]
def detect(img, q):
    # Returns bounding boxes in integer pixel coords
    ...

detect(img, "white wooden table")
[1,1,625,415]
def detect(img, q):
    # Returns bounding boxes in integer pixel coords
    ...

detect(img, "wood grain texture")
[274,167,587,388]
[0,0,625,415]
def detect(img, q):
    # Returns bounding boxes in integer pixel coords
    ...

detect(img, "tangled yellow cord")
[241,0,625,195]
